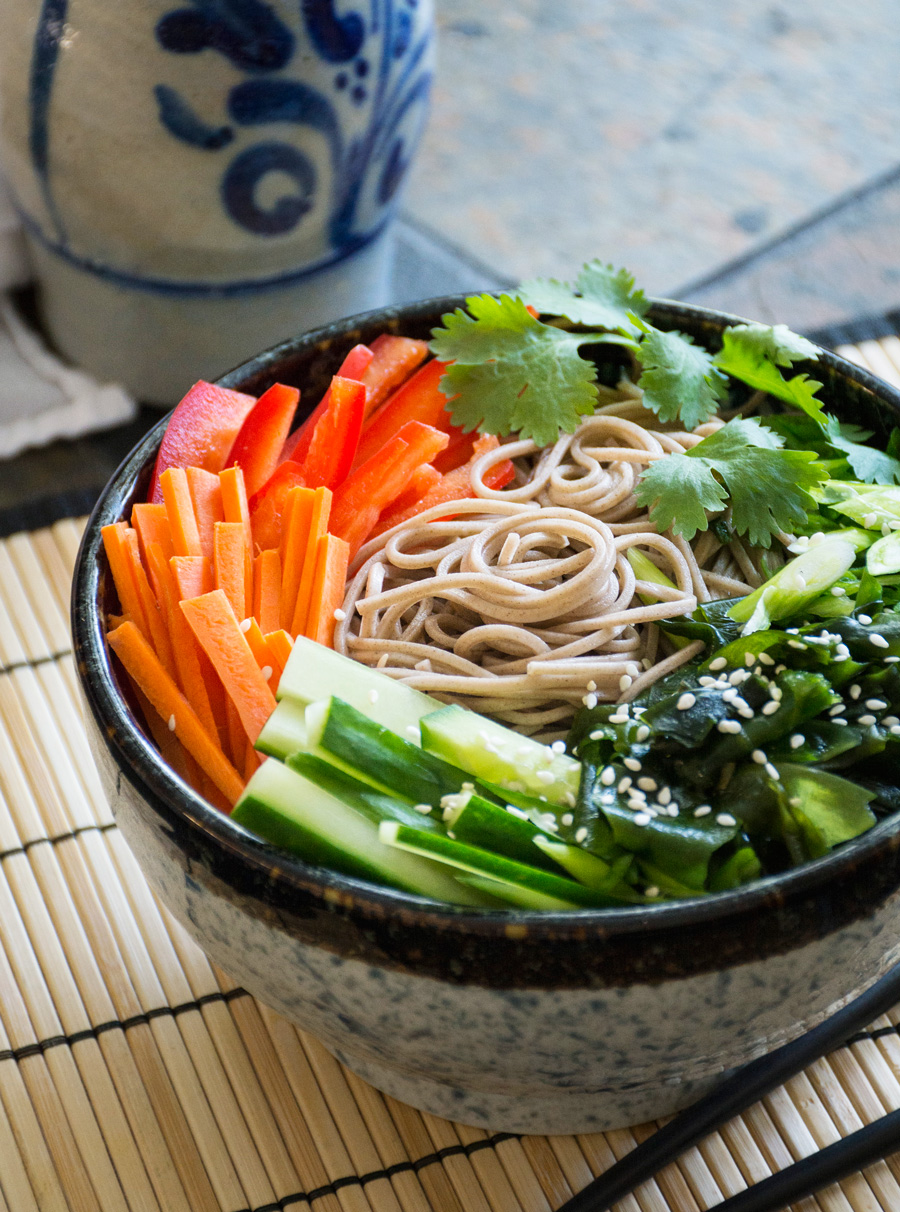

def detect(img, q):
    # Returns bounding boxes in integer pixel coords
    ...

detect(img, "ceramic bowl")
[72,297,900,1135]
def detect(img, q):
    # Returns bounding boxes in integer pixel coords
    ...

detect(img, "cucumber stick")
[379,822,619,910]
[420,704,581,807]
[233,759,489,906]
[446,793,565,874]
[305,696,473,808]
[256,697,308,759]
[277,636,439,740]
[287,751,442,832]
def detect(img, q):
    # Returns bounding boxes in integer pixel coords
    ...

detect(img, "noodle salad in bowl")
[92,263,900,911]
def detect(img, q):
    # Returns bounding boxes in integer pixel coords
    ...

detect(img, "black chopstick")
[557,961,900,1212]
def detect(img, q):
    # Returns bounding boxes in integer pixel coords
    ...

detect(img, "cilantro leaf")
[713,325,826,424]
[635,327,729,430]
[517,260,648,332]
[821,415,900,485]
[634,418,827,546]
[430,294,608,446]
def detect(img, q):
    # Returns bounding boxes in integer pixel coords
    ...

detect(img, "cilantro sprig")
[634,418,827,547]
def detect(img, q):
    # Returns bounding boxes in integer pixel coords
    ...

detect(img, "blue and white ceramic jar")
[0,1,434,402]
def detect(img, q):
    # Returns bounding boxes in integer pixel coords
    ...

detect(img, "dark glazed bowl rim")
[71,295,900,981]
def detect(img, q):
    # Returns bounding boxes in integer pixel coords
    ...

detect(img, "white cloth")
[0,160,135,458]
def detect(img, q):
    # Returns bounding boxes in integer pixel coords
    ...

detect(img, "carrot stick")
[253,549,282,636]
[304,534,350,647]
[279,486,316,630]
[242,619,278,690]
[243,741,261,782]
[123,527,177,679]
[225,696,246,766]
[219,465,253,556]
[180,590,277,743]
[214,521,250,620]
[263,629,293,687]
[290,486,332,637]
[132,684,193,787]
[101,523,150,638]
[186,467,224,559]
[145,542,218,742]
[160,467,203,557]
[170,555,214,601]
[131,503,173,567]
[107,621,245,805]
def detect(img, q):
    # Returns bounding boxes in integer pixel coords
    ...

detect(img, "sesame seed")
[737,705,755,720]
[744,652,756,666]
[762,701,780,715]
[790,734,805,749]
[892,726,900,736]
[859,714,878,726]
[260,665,273,682]
[849,684,862,699]
[752,749,767,764]
[561,813,574,826]
[775,665,787,674]
[447,830,456,839]
[239,617,252,633]
[645,886,660,898]
[765,763,780,780]
[589,730,606,740]
[575,827,588,843]
[694,805,712,817]
[600,767,616,785]
[536,769,555,785]
[833,718,848,726]
[619,674,633,691]
[871,634,890,649]
[586,680,597,692]
[618,777,632,793]
[413,803,432,815]
[167,714,176,731]
[609,712,628,724]
[699,676,716,687]
[859,613,873,625]
[633,813,651,826]
[828,703,846,716]
[831,586,847,597]
[506,805,528,819]
[887,656,900,664]
[759,652,776,666]
[624,757,642,772]
[551,739,567,754]
[628,798,648,812]
[658,786,672,805]
[866,699,888,710]
[636,724,651,742]
[709,657,727,671]
[677,693,696,711]
[729,670,749,685]
[637,777,657,792]
[368,689,379,704]
[770,686,783,701]
[863,513,878,529]
[717,719,742,734]
[884,716,900,727]
[788,640,807,650]
[722,688,738,703]
[583,692,598,708]
[333,607,347,621]
[716,813,737,827]
[377,653,389,668]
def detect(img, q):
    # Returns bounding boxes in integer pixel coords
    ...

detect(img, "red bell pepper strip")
[247,460,307,551]
[226,382,300,499]
[372,435,515,538]
[297,376,367,489]
[352,358,454,470]
[329,421,450,558]
[358,334,430,418]
[280,343,373,464]
[149,381,256,503]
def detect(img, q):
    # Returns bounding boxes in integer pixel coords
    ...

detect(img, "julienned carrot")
[253,549,282,636]
[329,421,450,558]
[359,334,429,418]
[132,683,192,786]
[123,527,177,679]
[263,629,293,686]
[170,555,213,601]
[279,486,316,631]
[225,696,246,767]
[160,467,202,557]
[186,467,224,559]
[131,503,173,567]
[145,542,218,741]
[242,618,278,689]
[353,358,452,470]
[180,590,277,743]
[214,521,249,620]
[247,460,306,552]
[101,523,150,639]
[107,621,244,805]
[290,486,332,638]
[219,466,253,561]
[305,533,350,647]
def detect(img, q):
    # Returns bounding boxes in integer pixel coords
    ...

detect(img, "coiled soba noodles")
[334,392,783,738]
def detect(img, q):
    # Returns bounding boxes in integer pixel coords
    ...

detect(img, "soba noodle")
[334,389,788,738]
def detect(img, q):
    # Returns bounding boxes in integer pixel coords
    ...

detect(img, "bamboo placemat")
[4,335,900,1212]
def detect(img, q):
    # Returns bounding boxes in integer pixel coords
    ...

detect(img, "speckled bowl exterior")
[73,298,900,1134]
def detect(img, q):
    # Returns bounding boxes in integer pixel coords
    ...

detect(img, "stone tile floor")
[394,0,900,332]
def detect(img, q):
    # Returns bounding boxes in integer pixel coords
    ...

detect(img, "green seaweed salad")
[238,262,900,908]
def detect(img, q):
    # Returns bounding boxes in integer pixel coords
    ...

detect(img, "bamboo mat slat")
[4,333,900,1211]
